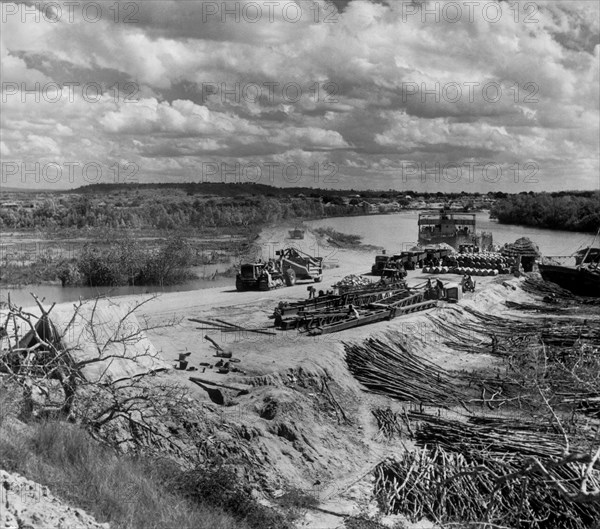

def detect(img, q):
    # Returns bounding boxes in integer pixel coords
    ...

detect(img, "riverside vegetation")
[2,185,598,288]
[490,191,600,232]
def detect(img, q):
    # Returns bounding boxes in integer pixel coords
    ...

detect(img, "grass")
[0,261,65,286]
[176,467,292,529]
[0,417,260,529]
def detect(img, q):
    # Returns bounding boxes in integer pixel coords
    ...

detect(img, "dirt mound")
[0,469,108,529]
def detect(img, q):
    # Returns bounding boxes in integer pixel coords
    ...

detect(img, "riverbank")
[4,217,600,528]
[1,220,380,305]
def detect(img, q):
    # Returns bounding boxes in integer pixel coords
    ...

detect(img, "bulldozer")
[235,247,323,291]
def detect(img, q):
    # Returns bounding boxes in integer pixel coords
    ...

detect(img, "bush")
[0,419,250,529]
[176,466,291,529]
[77,237,197,287]
[315,227,362,247]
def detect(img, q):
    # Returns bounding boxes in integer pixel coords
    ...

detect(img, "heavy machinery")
[235,247,323,291]
[371,252,409,276]
[288,227,305,240]
[381,260,407,281]
[371,253,391,275]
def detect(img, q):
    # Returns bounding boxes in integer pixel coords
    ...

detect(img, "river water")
[307,211,592,256]
[2,266,231,308]
[2,212,591,307]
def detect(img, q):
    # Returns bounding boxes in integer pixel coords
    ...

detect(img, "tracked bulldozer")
[235,247,323,291]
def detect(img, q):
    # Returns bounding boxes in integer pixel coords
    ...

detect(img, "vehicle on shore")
[370,248,453,275]
[288,227,305,240]
[235,247,323,291]
[538,230,600,297]
[538,262,600,297]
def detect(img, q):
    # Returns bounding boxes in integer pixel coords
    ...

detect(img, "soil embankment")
[118,224,536,527]
[6,222,598,528]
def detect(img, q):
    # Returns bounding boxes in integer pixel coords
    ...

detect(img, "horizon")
[1,180,599,196]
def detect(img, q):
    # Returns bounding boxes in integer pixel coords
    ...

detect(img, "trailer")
[235,247,323,291]
[275,285,410,329]
[276,247,323,283]
[306,292,438,335]
[274,285,436,335]
[288,228,305,240]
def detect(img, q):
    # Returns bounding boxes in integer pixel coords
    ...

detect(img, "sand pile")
[0,469,108,529]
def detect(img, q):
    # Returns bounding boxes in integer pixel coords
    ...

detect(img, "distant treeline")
[0,194,355,231]
[69,182,506,199]
[490,192,600,232]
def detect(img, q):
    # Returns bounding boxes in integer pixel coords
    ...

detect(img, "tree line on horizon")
[0,194,357,231]
[1,187,598,233]
[490,192,600,233]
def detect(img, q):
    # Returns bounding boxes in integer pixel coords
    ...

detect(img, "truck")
[288,227,305,240]
[371,251,425,275]
[235,247,323,291]
[371,253,392,275]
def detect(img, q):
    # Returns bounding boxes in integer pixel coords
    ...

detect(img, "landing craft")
[418,208,493,251]
[538,228,600,297]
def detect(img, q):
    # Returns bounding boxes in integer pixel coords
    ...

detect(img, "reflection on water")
[307,211,592,257]
[2,276,230,307]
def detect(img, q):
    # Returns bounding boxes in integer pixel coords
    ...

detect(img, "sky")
[1,0,599,192]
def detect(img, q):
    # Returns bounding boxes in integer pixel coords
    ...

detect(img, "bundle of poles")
[374,412,600,529]
[344,336,464,406]
[344,280,600,528]
[189,317,276,336]
[521,275,577,298]
[372,407,403,440]
[428,305,600,357]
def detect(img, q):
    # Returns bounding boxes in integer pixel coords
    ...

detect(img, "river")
[307,211,592,256]
[1,266,231,308]
[2,212,591,307]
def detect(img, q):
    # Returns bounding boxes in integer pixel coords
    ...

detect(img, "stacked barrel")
[423,252,514,276]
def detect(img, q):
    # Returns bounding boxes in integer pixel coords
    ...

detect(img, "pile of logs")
[429,304,600,358]
[345,336,463,406]
[341,281,600,528]
[409,411,567,458]
[375,446,600,529]
[372,407,403,440]
[374,412,600,528]
[522,275,577,298]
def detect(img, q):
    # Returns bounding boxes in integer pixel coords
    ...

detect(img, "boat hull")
[417,232,493,250]
[538,264,600,297]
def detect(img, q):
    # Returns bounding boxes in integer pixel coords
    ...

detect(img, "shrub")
[0,419,250,529]
[176,466,291,529]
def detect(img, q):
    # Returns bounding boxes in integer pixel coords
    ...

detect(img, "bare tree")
[0,294,184,440]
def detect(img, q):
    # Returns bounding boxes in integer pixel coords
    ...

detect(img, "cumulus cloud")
[1,0,598,191]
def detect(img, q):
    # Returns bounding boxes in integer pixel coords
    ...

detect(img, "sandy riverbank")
[113,224,522,528]
[11,223,538,528]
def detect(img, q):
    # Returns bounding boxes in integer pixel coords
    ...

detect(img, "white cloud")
[1,0,597,190]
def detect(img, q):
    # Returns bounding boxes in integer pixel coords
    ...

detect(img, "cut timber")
[190,317,277,336]
[204,334,225,352]
[393,300,437,315]
[308,309,393,335]
[188,318,231,329]
[189,376,252,394]
[213,318,277,336]
[307,300,438,335]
